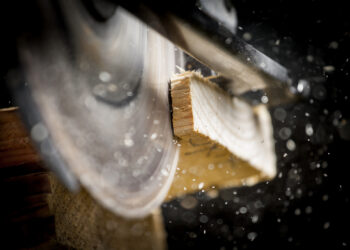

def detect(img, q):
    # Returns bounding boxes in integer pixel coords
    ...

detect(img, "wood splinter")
[168,71,276,198]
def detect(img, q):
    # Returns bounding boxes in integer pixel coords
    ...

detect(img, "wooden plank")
[1,172,51,198]
[167,71,276,199]
[1,193,51,214]
[0,108,56,249]
[0,107,40,167]
[0,162,48,179]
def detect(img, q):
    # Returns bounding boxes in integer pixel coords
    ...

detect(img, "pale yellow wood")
[167,72,276,199]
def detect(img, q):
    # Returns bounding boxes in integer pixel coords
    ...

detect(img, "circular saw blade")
[14,1,182,218]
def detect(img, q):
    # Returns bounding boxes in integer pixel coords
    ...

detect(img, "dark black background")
[1,0,349,249]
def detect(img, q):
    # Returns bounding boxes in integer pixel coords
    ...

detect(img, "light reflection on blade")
[17,1,182,218]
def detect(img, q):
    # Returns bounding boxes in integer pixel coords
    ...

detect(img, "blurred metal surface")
[118,0,295,105]
[11,0,182,218]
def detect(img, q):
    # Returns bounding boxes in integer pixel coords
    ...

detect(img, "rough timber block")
[167,72,276,199]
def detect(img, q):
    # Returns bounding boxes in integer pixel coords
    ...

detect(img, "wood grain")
[167,72,276,199]
[0,107,40,167]
[0,107,55,248]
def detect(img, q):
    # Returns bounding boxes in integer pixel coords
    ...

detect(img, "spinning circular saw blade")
[12,1,182,218]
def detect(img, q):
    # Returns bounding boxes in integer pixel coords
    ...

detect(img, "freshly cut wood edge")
[168,71,276,198]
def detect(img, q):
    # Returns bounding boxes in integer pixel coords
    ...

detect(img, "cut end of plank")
[168,71,276,198]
